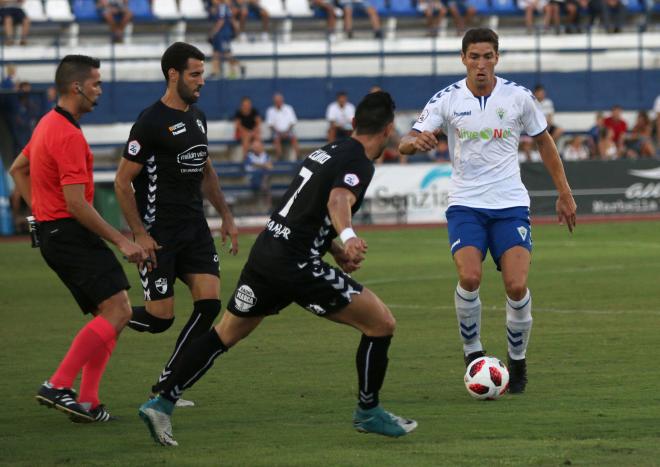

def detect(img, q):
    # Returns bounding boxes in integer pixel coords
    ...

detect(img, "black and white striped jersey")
[122,100,208,230]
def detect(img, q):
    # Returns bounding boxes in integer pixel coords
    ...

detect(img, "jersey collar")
[54,106,81,129]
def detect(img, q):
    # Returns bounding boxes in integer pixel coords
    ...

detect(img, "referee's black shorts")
[39,218,130,314]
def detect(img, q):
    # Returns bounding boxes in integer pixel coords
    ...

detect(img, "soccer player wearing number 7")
[399,28,577,393]
[139,91,417,446]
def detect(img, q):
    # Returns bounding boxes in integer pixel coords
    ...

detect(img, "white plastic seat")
[260,0,288,18]
[152,0,181,19]
[24,0,47,22]
[179,0,207,19]
[45,0,75,21]
[285,0,313,17]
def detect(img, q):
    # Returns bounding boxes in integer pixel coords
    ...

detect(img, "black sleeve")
[331,156,374,200]
[122,117,153,165]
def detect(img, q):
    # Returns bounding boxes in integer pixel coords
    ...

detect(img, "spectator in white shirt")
[653,94,660,148]
[325,91,355,143]
[562,135,589,161]
[265,93,299,160]
[534,84,563,142]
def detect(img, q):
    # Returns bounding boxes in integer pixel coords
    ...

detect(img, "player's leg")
[489,207,533,393]
[446,206,488,366]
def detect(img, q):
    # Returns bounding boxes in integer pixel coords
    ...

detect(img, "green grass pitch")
[1,221,659,466]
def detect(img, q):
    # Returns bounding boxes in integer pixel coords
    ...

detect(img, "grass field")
[1,220,660,466]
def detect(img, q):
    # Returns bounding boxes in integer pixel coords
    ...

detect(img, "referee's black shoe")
[508,355,528,394]
[71,403,117,423]
[35,381,95,423]
[464,350,486,368]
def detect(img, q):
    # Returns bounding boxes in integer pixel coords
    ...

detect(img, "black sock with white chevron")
[151,299,221,394]
[356,334,392,410]
[160,328,228,403]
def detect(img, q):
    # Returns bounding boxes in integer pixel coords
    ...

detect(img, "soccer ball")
[464,356,509,400]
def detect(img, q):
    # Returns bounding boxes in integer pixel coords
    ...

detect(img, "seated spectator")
[12,80,39,154]
[234,96,262,156]
[601,0,625,33]
[653,94,660,149]
[518,135,541,162]
[232,0,270,42]
[417,0,447,37]
[1,64,17,89]
[624,111,655,158]
[563,135,589,160]
[598,127,618,160]
[586,111,605,156]
[0,0,30,45]
[244,139,273,198]
[266,92,300,161]
[534,84,563,142]
[377,128,405,164]
[97,0,133,43]
[604,104,628,157]
[518,0,552,34]
[430,134,450,161]
[209,0,244,79]
[445,0,476,36]
[336,0,383,39]
[310,0,338,40]
[326,91,355,143]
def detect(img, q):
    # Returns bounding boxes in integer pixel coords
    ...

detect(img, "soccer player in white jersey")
[399,28,576,393]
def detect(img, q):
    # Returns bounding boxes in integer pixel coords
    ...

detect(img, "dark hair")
[461,28,499,54]
[54,55,100,95]
[534,84,544,92]
[354,91,395,135]
[161,42,205,81]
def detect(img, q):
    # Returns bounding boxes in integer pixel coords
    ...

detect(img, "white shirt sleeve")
[265,107,274,127]
[653,95,660,114]
[287,105,298,125]
[412,95,445,133]
[522,93,548,137]
[325,103,335,122]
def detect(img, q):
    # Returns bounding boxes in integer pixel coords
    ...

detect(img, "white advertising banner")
[365,163,452,223]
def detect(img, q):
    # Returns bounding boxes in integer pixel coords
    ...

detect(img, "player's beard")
[178,80,200,105]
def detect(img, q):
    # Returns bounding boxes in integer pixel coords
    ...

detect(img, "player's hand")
[343,237,368,267]
[332,248,361,273]
[134,232,162,271]
[556,192,577,233]
[221,215,239,255]
[413,130,438,152]
[119,238,148,265]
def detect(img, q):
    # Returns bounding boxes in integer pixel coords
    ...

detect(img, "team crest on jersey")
[234,285,257,312]
[343,173,359,187]
[496,107,506,120]
[155,277,168,294]
[196,119,205,134]
[169,122,187,136]
[127,140,141,156]
[517,226,528,241]
[417,109,429,123]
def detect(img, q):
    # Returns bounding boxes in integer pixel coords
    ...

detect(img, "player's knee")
[504,279,527,301]
[459,272,481,292]
[128,305,175,333]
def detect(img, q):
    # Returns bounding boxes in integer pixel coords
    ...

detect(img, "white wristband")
[339,227,357,244]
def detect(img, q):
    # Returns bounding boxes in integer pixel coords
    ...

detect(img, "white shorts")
[518,0,548,11]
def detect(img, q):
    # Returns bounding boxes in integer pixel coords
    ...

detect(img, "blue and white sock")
[455,283,483,355]
[506,289,533,360]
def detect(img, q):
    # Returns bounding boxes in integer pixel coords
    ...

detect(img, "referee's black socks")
[356,334,392,410]
[160,328,228,403]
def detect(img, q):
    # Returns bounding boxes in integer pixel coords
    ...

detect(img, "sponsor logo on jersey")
[127,140,141,156]
[169,122,187,136]
[306,304,327,316]
[453,110,472,117]
[266,220,291,239]
[343,173,359,187]
[196,119,205,134]
[155,277,168,295]
[417,109,429,123]
[457,127,512,141]
[177,144,208,168]
[308,149,332,164]
[234,285,257,312]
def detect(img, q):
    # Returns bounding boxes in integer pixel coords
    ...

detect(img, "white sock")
[455,283,482,355]
[506,289,533,360]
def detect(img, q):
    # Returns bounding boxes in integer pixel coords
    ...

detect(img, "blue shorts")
[446,205,532,269]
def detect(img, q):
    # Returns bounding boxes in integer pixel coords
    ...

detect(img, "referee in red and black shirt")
[9,55,147,423]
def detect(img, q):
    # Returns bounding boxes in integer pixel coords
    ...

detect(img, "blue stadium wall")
[79,69,659,124]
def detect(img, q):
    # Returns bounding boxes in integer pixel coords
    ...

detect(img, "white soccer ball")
[464,356,509,400]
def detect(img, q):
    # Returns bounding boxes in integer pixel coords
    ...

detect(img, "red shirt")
[603,116,628,145]
[23,107,94,222]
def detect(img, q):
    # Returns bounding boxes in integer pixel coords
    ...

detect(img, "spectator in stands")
[209,0,244,79]
[45,86,57,109]
[604,104,627,157]
[601,0,625,33]
[652,94,660,150]
[431,134,450,161]
[234,96,262,156]
[0,0,30,45]
[562,135,589,160]
[533,84,562,142]
[244,139,273,207]
[310,0,338,40]
[232,0,270,42]
[337,0,383,39]
[1,64,17,89]
[97,0,133,43]
[586,111,605,157]
[266,92,299,160]
[598,127,618,159]
[518,135,541,162]
[326,91,355,143]
[12,80,39,154]
[518,0,552,34]
[445,0,476,36]
[624,111,655,159]
[417,0,447,37]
